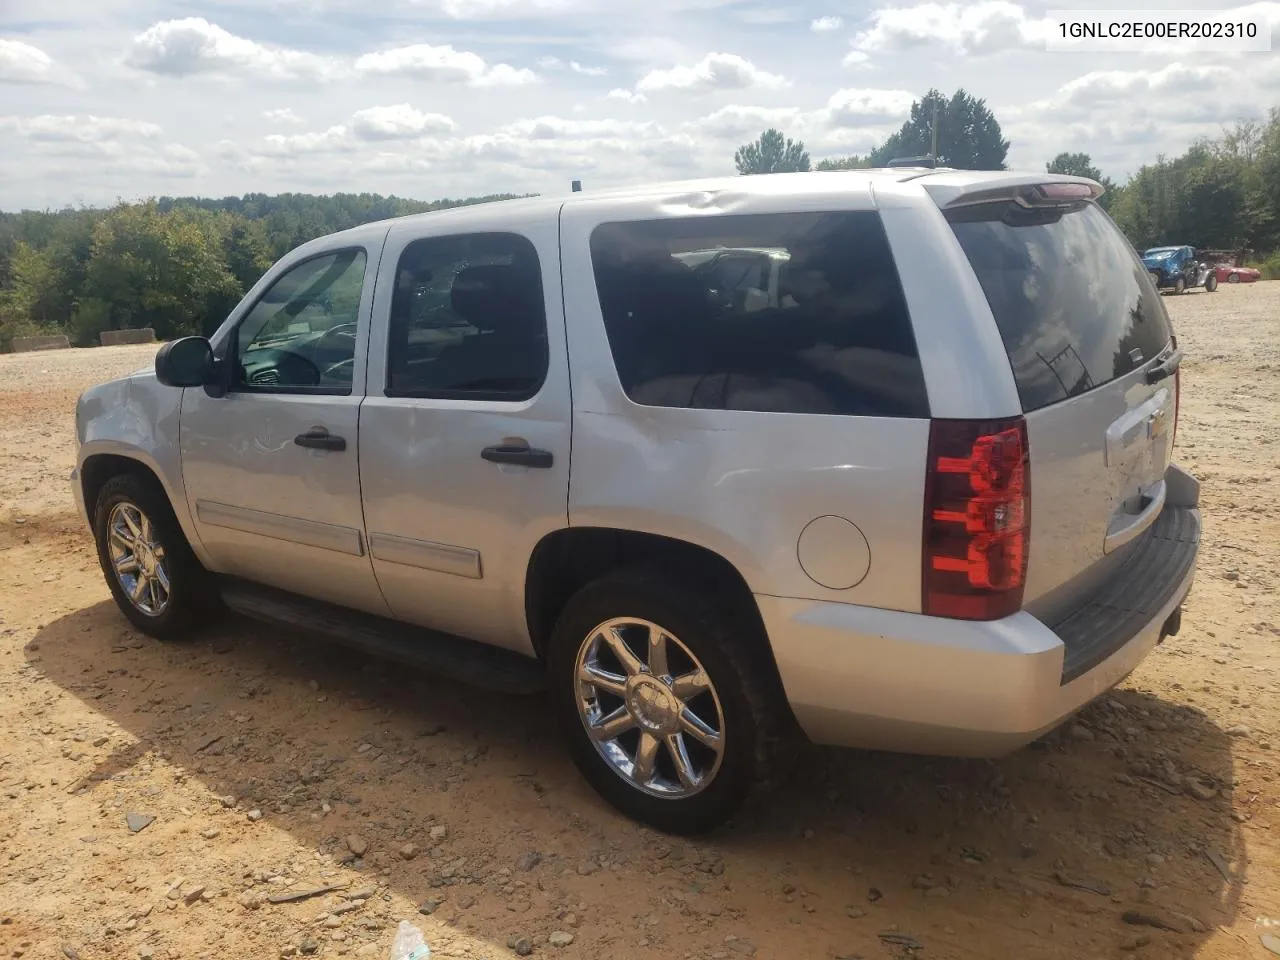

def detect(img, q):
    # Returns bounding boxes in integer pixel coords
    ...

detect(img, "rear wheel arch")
[523,528,785,692]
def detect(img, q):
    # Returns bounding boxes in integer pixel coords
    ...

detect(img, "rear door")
[357,209,571,655]
[942,195,1176,620]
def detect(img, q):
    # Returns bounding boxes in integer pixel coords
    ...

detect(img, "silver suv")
[73,170,1201,833]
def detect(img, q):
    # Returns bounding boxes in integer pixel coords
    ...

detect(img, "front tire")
[1228,273,1241,283]
[547,568,777,834]
[93,472,217,640]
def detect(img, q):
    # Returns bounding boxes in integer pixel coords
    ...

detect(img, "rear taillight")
[923,417,1030,620]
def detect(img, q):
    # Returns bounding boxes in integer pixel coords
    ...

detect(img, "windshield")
[948,202,1172,413]
[1143,249,1177,259]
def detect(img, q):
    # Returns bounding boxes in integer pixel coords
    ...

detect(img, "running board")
[218,579,545,695]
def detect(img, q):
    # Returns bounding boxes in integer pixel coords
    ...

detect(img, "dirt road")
[2,286,1278,960]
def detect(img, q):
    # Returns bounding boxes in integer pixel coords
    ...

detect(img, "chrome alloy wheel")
[574,617,725,799]
[106,501,170,616]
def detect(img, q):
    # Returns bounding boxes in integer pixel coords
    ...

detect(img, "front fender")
[76,374,210,565]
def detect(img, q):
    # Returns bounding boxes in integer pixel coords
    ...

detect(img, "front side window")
[234,249,367,393]
[386,232,547,401]
[589,212,929,418]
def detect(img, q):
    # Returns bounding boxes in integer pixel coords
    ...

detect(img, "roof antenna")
[571,179,582,192]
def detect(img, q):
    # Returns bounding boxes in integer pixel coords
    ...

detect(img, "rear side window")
[589,212,929,418]
[385,232,547,401]
[946,201,1172,413]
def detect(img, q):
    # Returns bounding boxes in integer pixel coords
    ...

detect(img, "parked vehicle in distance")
[1141,245,1218,294]
[73,170,1201,833]
[1214,264,1261,284]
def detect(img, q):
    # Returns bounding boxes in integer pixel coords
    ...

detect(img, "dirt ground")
[1,285,1278,960]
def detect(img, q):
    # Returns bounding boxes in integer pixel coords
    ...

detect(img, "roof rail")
[885,155,937,168]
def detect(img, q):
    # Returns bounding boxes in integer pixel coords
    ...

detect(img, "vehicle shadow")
[28,602,1243,960]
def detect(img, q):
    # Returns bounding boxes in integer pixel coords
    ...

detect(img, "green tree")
[82,203,241,340]
[218,215,274,291]
[1108,143,1251,250]
[734,129,811,175]
[815,154,872,171]
[869,89,1009,170]
[0,242,59,323]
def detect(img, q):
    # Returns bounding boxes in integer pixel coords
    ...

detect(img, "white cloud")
[260,125,353,156]
[436,0,578,17]
[1003,61,1267,174]
[1,114,201,183]
[811,15,844,32]
[354,43,536,86]
[691,104,803,139]
[504,115,658,139]
[637,52,786,93]
[824,87,915,127]
[247,105,457,157]
[473,63,539,87]
[5,0,1277,211]
[0,38,56,84]
[606,88,647,104]
[1,114,163,143]
[1058,63,1238,110]
[263,108,305,125]
[349,104,456,140]
[127,18,339,79]
[850,1,1049,57]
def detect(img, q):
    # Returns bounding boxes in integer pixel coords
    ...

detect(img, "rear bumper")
[762,501,1200,757]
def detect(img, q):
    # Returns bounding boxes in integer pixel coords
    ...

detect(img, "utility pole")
[930,100,939,162]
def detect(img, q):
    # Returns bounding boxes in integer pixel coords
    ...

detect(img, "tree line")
[0,192,522,350]
[3,91,1279,350]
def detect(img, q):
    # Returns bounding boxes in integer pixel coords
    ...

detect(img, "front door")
[180,235,390,616]
[358,212,571,654]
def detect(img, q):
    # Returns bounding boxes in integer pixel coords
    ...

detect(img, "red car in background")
[1214,265,1262,283]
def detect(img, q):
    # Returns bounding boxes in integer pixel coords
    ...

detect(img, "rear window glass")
[947,201,1171,413]
[589,211,929,418]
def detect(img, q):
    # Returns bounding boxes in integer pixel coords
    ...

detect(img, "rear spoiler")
[923,175,1105,211]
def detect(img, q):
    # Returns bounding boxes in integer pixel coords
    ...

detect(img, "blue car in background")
[1142,245,1218,294]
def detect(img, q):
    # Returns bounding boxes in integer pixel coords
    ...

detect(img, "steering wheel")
[318,322,358,344]
[323,357,355,382]
[311,322,358,383]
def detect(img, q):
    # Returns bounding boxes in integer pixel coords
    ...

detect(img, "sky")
[0,0,1277,210]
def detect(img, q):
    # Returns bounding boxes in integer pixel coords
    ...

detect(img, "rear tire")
[1173,276,1186,295]
[1205,273,1218,292]
[547,567,779,834]
[93,472,219,641]
[1228,273,1241,283]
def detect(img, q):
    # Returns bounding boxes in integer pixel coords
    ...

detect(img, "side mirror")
[155,336,214,388]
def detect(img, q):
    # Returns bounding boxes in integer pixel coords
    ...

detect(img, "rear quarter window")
[946,201,1172,412]
[588,211,930,418]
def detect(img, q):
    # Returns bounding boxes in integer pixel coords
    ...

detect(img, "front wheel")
[93,473,218,640]
[547,568,778,834]
[1228,273,1241,283]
